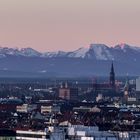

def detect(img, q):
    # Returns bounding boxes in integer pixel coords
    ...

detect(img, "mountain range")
[0,43,139,77]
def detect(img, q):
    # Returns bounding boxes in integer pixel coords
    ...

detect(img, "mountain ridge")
[0,43,140,61]
[0,43,139,77]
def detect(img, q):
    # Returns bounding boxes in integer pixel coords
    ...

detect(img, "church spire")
[110,61,115,88]
[111,62,114,73]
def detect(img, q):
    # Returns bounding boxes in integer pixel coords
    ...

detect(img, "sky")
[0,0,140,52]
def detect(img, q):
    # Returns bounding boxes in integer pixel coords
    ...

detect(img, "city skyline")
[0,0,140,52]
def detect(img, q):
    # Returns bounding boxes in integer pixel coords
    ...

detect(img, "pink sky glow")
[0,0,140,52]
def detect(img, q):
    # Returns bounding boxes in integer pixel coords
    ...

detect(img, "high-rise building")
[136,77,140,92]
[123,78,130,103]
[124,78,130,96]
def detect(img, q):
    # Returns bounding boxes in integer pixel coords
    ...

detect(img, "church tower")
[110,62,115,88]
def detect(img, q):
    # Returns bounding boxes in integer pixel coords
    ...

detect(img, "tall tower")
[124,77,129,96]
[110,62,115,88]
[123,77,130,104]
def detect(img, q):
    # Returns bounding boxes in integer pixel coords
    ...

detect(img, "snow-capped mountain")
[67,47,89,58]
[43,51,67,58]
[0,43,139,77]
[20,47,41,57]
[0,47,41,57]
[85,44,114,60]
[0,43,140,61]
[42,44,114,60]
[42,43,140,62]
